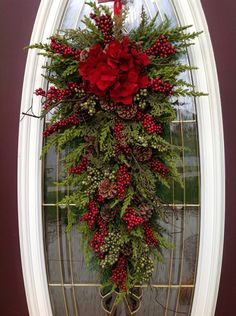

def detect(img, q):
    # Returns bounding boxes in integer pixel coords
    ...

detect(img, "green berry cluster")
[83,166,103,195]
[100,231,123,268]
[134,89,148,109]
[103,169,116,181]
[135,255,154,282]
[80,96,97,115]
[76,89,86,96]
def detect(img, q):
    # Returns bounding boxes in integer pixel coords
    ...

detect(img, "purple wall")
[200,1,236,315]
[0,0,235,315]
[0,1,40,315]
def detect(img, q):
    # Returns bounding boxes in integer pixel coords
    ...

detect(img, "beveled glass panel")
[44,206,61,283]
[44,146,57,204]
[183,123,200,204]
[50,286,69,316]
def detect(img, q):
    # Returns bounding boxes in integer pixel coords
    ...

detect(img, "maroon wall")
[0,0,235,315]
[0,1,40,315]
[200,1,236,315]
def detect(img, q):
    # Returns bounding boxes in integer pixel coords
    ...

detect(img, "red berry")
[90,217,108,253]
[81,199,99,229]
[113,118,131,156]
[123,207,144,230]
[143,223,158,247]
[91,13,114,44]
[146,35,176,58]
[114,118,124,143]
[69,156,88,175]
[149,77,173,95]
[150,159,169,177]
[43,114,81,137]
[50,37,81,58]
[111,255,127,291]
[137,111,162,135]
[117,165,130,200]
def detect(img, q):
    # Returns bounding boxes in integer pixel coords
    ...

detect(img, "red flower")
[78,36,150,105]
[106,40,122,68]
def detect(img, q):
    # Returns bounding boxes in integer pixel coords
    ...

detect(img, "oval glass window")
[42,1,200,315]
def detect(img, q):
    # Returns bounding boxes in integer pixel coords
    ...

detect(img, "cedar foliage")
[30,2,204,300]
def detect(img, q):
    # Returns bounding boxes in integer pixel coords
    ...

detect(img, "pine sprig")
[113,7,129,40]
[120,187,134,218]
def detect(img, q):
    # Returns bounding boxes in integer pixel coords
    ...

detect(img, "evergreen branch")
[120,187,134,218]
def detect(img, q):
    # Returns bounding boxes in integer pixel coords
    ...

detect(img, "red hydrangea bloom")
[79,36,149,105]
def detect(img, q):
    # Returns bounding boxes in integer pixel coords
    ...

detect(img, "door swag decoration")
[29,1,203,305]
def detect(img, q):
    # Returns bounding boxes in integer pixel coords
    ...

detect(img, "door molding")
[18,1,68,315]
[18,1,224,315]
[172,1,225,315]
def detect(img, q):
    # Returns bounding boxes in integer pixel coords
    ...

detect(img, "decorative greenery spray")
[29,1,203,302]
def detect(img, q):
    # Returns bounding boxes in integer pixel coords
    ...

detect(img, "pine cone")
[116,104,138,120]
[84,136,97,155]
[98,178,117,199]
[100,204,116,222]
[100,100,116,111]
[139,204,153,222]
[121,243,133,257]
[74,103,92,121]
[80,48,90,61]
[73,102,81,114]
[79,111,92,122]
[133,193,143,204]
[133,146,152,162]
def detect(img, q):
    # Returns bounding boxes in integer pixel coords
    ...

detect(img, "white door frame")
[18,1,225,315]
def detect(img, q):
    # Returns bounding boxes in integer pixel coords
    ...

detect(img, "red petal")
[139,75,149,88]
[139,53,150,66]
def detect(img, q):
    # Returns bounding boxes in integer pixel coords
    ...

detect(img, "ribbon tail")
[114,0,122,15]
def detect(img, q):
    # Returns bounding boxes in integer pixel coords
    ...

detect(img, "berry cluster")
[143,223,158,247]
[146,35,176,58]
[114,118,124,143]
[90,13,113,44]
[136,255,154,282]
[100,231,122,268]
[111,255,127,291]
[67,81,82,91]
[95,191,106,204]
[69,156,88,175]
[81,199,99,229]
[35,86,71,110]
[43,114,81,137]
[114,143,131,156]
[137,111,162,134]
[117,165,130,200]
[149,77,173,95]
[123,207,144,230]
[83,167,104,196]
[150,159,170,177]
[90,217,108,253]
[79,96,97,116]
[50,37,81,59]
[114,118,131,155]
[35,87,46,96]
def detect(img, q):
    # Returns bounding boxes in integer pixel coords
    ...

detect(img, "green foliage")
[113,6,129,40]
[120,187,134,217]
[149,64,197,80]
[31,1,203,299]
[62,143,85,164]
[65,207,77,239]
[99,121,113,150]
[82,16,104,40]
